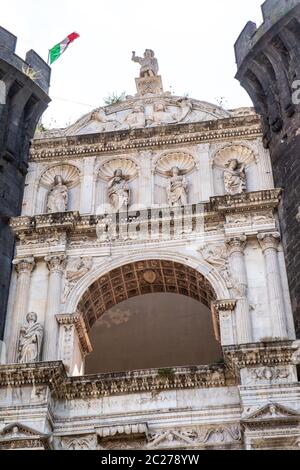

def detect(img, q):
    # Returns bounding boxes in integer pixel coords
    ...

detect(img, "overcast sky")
[2,0,264,128]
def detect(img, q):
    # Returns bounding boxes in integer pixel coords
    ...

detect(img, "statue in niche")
[47,175,68,213]
[107,169,130,211]
[223,159,246,195]
[18,312,44,364]
[166,166,188,206]
[132,49,159,77]
[123,103,146,129]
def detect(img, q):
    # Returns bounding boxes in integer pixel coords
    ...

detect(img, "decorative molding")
[0,423,51,450]
[56,313,92,356]
[97,423,148,440]
[30,115,262,162]
[148,425,242,449]
[223,342,297,377]
[0,362,230,399]
[242,403,300,430]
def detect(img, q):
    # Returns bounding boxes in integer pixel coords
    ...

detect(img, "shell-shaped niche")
[98,158,138,181]
[40,164,80,189]
[155,153,195,177]
[213,145,256,169]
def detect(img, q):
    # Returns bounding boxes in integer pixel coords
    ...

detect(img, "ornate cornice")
[30,115,262,162]
[223,341,297,377]
[10,190,281,243]
[210,189,282,214]
[0,362,231,399]
[56,313,92,356]
[0,362,67,393]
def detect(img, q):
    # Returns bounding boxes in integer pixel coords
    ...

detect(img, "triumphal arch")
[1,51,300,450]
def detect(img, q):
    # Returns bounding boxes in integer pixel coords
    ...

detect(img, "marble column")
[226,236,252,344]
[43,254,66,361]
[9,258,35,362]
[258,232,288,339]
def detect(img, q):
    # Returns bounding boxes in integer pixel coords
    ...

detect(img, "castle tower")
[235,0,300,336]
[0,27,50,337]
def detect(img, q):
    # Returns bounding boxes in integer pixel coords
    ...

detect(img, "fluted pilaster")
[43,254,66,361]
[226,235,252,344]
[9,258,35,362]
[258,232,288,339]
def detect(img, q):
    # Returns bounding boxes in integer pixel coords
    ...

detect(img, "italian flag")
[49,32,80,64]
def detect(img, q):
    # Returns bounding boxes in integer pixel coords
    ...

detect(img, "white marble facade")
[1,52,300,450]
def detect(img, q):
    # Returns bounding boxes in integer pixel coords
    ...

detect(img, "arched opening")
[78,260,222,374]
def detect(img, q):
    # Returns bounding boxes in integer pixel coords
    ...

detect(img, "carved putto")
[18,313,43,363]
[223,159,246,195]
[107,168,130,211]
[132,49,159,77]
[47,175,68,213]
[167,166,188,206]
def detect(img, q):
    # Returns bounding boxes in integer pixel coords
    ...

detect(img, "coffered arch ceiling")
[78,259,217,331]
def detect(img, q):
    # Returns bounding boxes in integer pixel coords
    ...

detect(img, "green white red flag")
[49,32,80,64]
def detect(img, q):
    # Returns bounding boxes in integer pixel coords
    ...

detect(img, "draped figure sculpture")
[47,175,68,213]
[132,49,159,78]
[18,312,44,363]
[107,169,130,211]
[223,159,246,195]
[166,167,188,206]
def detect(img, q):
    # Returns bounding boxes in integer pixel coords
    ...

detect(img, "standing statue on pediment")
[107,169,130,211]
[132,49,159,77]
[223,159,246,195]
[167,166,188,206]
[18,313,44,363]
[47,175,68,213]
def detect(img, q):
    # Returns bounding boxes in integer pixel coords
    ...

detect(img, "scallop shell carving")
[40,164,80,189]
[213,145,256,168]
[155,153,195,176]
[98,158,138,181]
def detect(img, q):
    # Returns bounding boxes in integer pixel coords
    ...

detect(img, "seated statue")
[132,49,159,77]
[107,169,130,211]
[223,159,246,195]
[47,175,68,213]
[18,312,44,363]
[166,166,188,206]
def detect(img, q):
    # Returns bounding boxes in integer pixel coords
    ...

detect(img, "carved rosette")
[257,232,280,252]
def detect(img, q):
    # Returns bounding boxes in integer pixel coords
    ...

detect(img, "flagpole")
[47,50,50,66]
